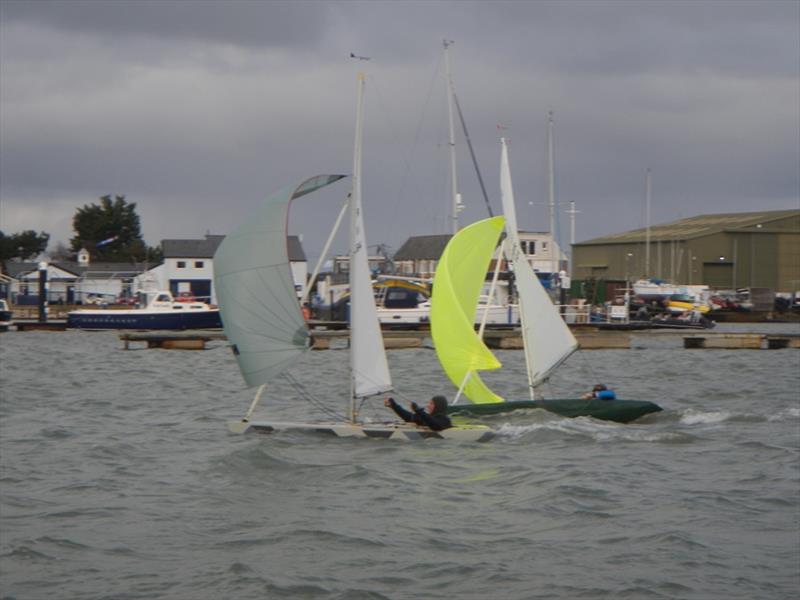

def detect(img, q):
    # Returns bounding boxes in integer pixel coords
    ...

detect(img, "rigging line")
[284,371,346,420]
[378,57,445,228]
[452,92,494,218]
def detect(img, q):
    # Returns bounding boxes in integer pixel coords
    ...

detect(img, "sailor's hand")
[384,397,393,407]
[410,402,420,412]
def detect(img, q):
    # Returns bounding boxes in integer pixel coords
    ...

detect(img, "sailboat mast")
[349,73,367,422]
[645,168,652,279]
[444,39,460,235]
[566,200,579,278]
[547,111,556,278]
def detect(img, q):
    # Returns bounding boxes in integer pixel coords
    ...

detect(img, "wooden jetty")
[683,333,800,350]
[120,332,227,350]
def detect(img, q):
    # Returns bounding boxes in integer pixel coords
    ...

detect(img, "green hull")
[447,398,662,424]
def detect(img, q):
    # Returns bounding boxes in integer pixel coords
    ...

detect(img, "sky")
[1,0,798,264]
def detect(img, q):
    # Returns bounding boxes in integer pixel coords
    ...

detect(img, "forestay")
[213,174,346,388]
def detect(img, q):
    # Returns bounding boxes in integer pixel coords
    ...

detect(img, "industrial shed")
[571,209,800,292]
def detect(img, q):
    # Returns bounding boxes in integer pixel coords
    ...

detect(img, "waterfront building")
[571,209,800,293]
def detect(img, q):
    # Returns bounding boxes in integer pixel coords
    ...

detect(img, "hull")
[228,420,495,441]
[67,309,222,330]
[0,310,11,332]
[448,398,663,424]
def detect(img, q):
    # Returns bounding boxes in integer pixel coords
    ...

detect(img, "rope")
[283,371,346,421]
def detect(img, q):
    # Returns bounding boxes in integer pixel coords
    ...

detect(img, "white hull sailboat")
[215,75,493,442]
[430,138,662,424]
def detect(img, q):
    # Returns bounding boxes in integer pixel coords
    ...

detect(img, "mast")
[566,200,579,277]
[348,72,393,422]
[444,39,460,234]
[547,111,557,278]
[645,168,652,279]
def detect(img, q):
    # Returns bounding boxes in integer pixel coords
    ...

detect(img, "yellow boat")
[666,294,711,314]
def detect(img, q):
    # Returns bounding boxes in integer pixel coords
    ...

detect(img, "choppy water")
[1,324,798,600]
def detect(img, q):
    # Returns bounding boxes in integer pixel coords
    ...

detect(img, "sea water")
[0,324,798,600]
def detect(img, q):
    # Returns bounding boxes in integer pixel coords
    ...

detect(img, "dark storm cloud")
[0,0,797,258]
[1,0,335,50]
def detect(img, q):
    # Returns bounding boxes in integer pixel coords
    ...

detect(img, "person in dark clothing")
[384,395,452,431]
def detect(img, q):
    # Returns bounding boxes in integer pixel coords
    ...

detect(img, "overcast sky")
[1,0,798,262]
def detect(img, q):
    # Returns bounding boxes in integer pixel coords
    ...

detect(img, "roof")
[286,236,306,262]
[575,209,800,246]
[4,261,146,279]
[162,235,225,258]
[394,234,452,260]
[162,234,306,262]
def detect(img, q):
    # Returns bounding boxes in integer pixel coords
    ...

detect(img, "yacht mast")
[547,111,556,277]
[645,168,652,278]
[444,39,460,235]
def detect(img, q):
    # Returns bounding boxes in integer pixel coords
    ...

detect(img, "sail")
[349,74,393,398]
[430,216,506,404]
[214,174,346,388]
[500,138,578,387]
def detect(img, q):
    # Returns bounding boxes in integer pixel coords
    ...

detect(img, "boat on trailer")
[216,75,493,441]
[431,138,662,424]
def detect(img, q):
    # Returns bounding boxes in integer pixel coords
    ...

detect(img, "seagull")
[350,52,371,61]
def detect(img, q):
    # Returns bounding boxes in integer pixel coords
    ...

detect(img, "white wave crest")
[680,409,731,425]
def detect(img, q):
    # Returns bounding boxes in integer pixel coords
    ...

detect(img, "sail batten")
[214,174,346,389]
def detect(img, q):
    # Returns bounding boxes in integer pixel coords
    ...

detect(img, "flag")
[96,236,118,247]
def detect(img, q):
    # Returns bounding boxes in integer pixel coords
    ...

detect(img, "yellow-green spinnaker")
[430,216,506,404]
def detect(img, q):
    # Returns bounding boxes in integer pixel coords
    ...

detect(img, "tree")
[0,230,50,269]
[69,194,158,262]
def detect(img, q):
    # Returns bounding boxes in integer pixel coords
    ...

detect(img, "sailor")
[582,383,616,400]
[384,395,452,431]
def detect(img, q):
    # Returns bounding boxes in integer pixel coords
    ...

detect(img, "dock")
[683,333,800,350]
[120,332,227,350]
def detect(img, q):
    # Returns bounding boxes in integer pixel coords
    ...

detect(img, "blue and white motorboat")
[67,291,222,330]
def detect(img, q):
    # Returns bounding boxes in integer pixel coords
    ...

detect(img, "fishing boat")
[66,290,221,330]
[431,138,662,424]
[217,75,493,441]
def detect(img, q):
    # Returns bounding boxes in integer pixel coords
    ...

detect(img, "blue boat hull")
[67,310,222,330]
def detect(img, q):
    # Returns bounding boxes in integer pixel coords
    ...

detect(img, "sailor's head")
[428,395,448,415]
[593,384,607,392]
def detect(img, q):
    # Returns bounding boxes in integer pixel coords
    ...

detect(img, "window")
[177,261,186,269]
[195,261,204,269]
[529,241,536,255]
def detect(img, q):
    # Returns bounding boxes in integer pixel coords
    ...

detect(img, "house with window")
[393,231,566,279]
[146,233,309,303]
[3,258,145,305]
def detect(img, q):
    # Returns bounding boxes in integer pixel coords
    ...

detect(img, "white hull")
[377,303,518,326]
[228,419,494,441]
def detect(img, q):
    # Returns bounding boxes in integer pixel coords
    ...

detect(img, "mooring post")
[38,262,48,323]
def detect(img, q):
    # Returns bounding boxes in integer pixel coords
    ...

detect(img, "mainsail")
[349,73,393,399]
[500,138,578,388]
[214,174,346,388]
[430,216,506,404]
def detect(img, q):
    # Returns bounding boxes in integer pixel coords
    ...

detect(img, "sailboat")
[430,138,662,424]
[215,74,493,441]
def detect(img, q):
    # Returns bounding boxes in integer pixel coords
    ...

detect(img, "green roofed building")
[571,209,800,292]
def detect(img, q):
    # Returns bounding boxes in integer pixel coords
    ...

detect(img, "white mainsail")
[499,138,578,389]
[214,175,346,388]
[349,73,393,399]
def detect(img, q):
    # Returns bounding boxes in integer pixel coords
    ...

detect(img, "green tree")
[0,230,50,268]
[69,194,159,262]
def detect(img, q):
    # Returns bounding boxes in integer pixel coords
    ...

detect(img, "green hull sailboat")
[431,138,662,424]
